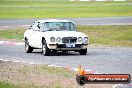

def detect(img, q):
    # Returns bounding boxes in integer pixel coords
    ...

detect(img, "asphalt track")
[0,43,132,76]
[0,17,132,27]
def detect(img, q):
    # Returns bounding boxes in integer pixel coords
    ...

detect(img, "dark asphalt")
[0,17,132,26]
[0,44,132,76]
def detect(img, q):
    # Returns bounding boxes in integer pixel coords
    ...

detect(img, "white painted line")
[113,0,126,1]
[15,42,24,45]
[13,61,20,63]
[2,26,11,28]
[48,64,57,67]
[112,84,132,88]
[0,58,4,61]
[29,63,36,65]
[55,66,63,68]
[21,25,30,27]
[0,25,30,28]
[96,0,106,1]
[0,41,4,44]
[4,41,9,43]
[4,59,11,62]
[80,0,90,1]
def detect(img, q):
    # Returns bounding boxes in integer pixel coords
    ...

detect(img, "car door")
[31,21,42,48]
[26,22,36,47]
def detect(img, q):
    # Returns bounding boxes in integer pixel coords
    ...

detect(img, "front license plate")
[66,44,75,48]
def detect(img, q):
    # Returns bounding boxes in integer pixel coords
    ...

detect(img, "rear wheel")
[79,49,87,55]
[42,40,50,56]
[25,39,33,53]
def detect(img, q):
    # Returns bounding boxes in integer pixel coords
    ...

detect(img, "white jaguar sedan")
[24,19,89,56]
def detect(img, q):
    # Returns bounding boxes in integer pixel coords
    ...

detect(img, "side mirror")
[29,26,32,30]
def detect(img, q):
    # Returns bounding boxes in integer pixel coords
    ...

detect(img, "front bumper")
[48,43,88,50]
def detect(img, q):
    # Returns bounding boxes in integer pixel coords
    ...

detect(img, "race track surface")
[0,43,132,76]
[0,17,132,27]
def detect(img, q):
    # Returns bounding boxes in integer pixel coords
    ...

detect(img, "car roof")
[37,19,72,23]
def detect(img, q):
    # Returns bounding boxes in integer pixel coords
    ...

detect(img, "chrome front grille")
[62,37,77,43]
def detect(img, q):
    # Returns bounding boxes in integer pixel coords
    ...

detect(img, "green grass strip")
[0,81,18,88]
[0,25,132,46]
[0,0,132,18]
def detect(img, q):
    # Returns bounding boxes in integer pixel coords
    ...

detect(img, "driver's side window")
[70,23,76,31]
[41,23,49,32]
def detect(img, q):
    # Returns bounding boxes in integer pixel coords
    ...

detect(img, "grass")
[0,25,132,46]
[17,65,75,78]
[0,81,18,88]
[0,63,75,88]
[78,25,132,46]
[0,28,26,41]
[0,81,63,88]
[17,65,70,88]
[0,61,112,88]
[0,0,132,18]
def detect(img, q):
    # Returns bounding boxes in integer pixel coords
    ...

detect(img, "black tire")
[76,75,86,86]
[79,49,87,55]
[25,39,33,53]
[42,40,50,56]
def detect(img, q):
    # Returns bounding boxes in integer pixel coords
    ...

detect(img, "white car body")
[24,19,89,55]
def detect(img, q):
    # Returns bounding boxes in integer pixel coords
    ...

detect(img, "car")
[24,19,89,56]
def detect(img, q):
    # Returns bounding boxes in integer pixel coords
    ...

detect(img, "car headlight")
[83,37,88,44]
[50,37,55,42]
[56,37,61,42]
[78,37,82,42]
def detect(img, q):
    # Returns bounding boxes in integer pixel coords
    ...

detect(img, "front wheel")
[79,49,87,55]
[25,39,33,53]
[42,40,50,56]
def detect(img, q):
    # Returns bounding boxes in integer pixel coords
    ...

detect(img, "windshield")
[42,22,76,31]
